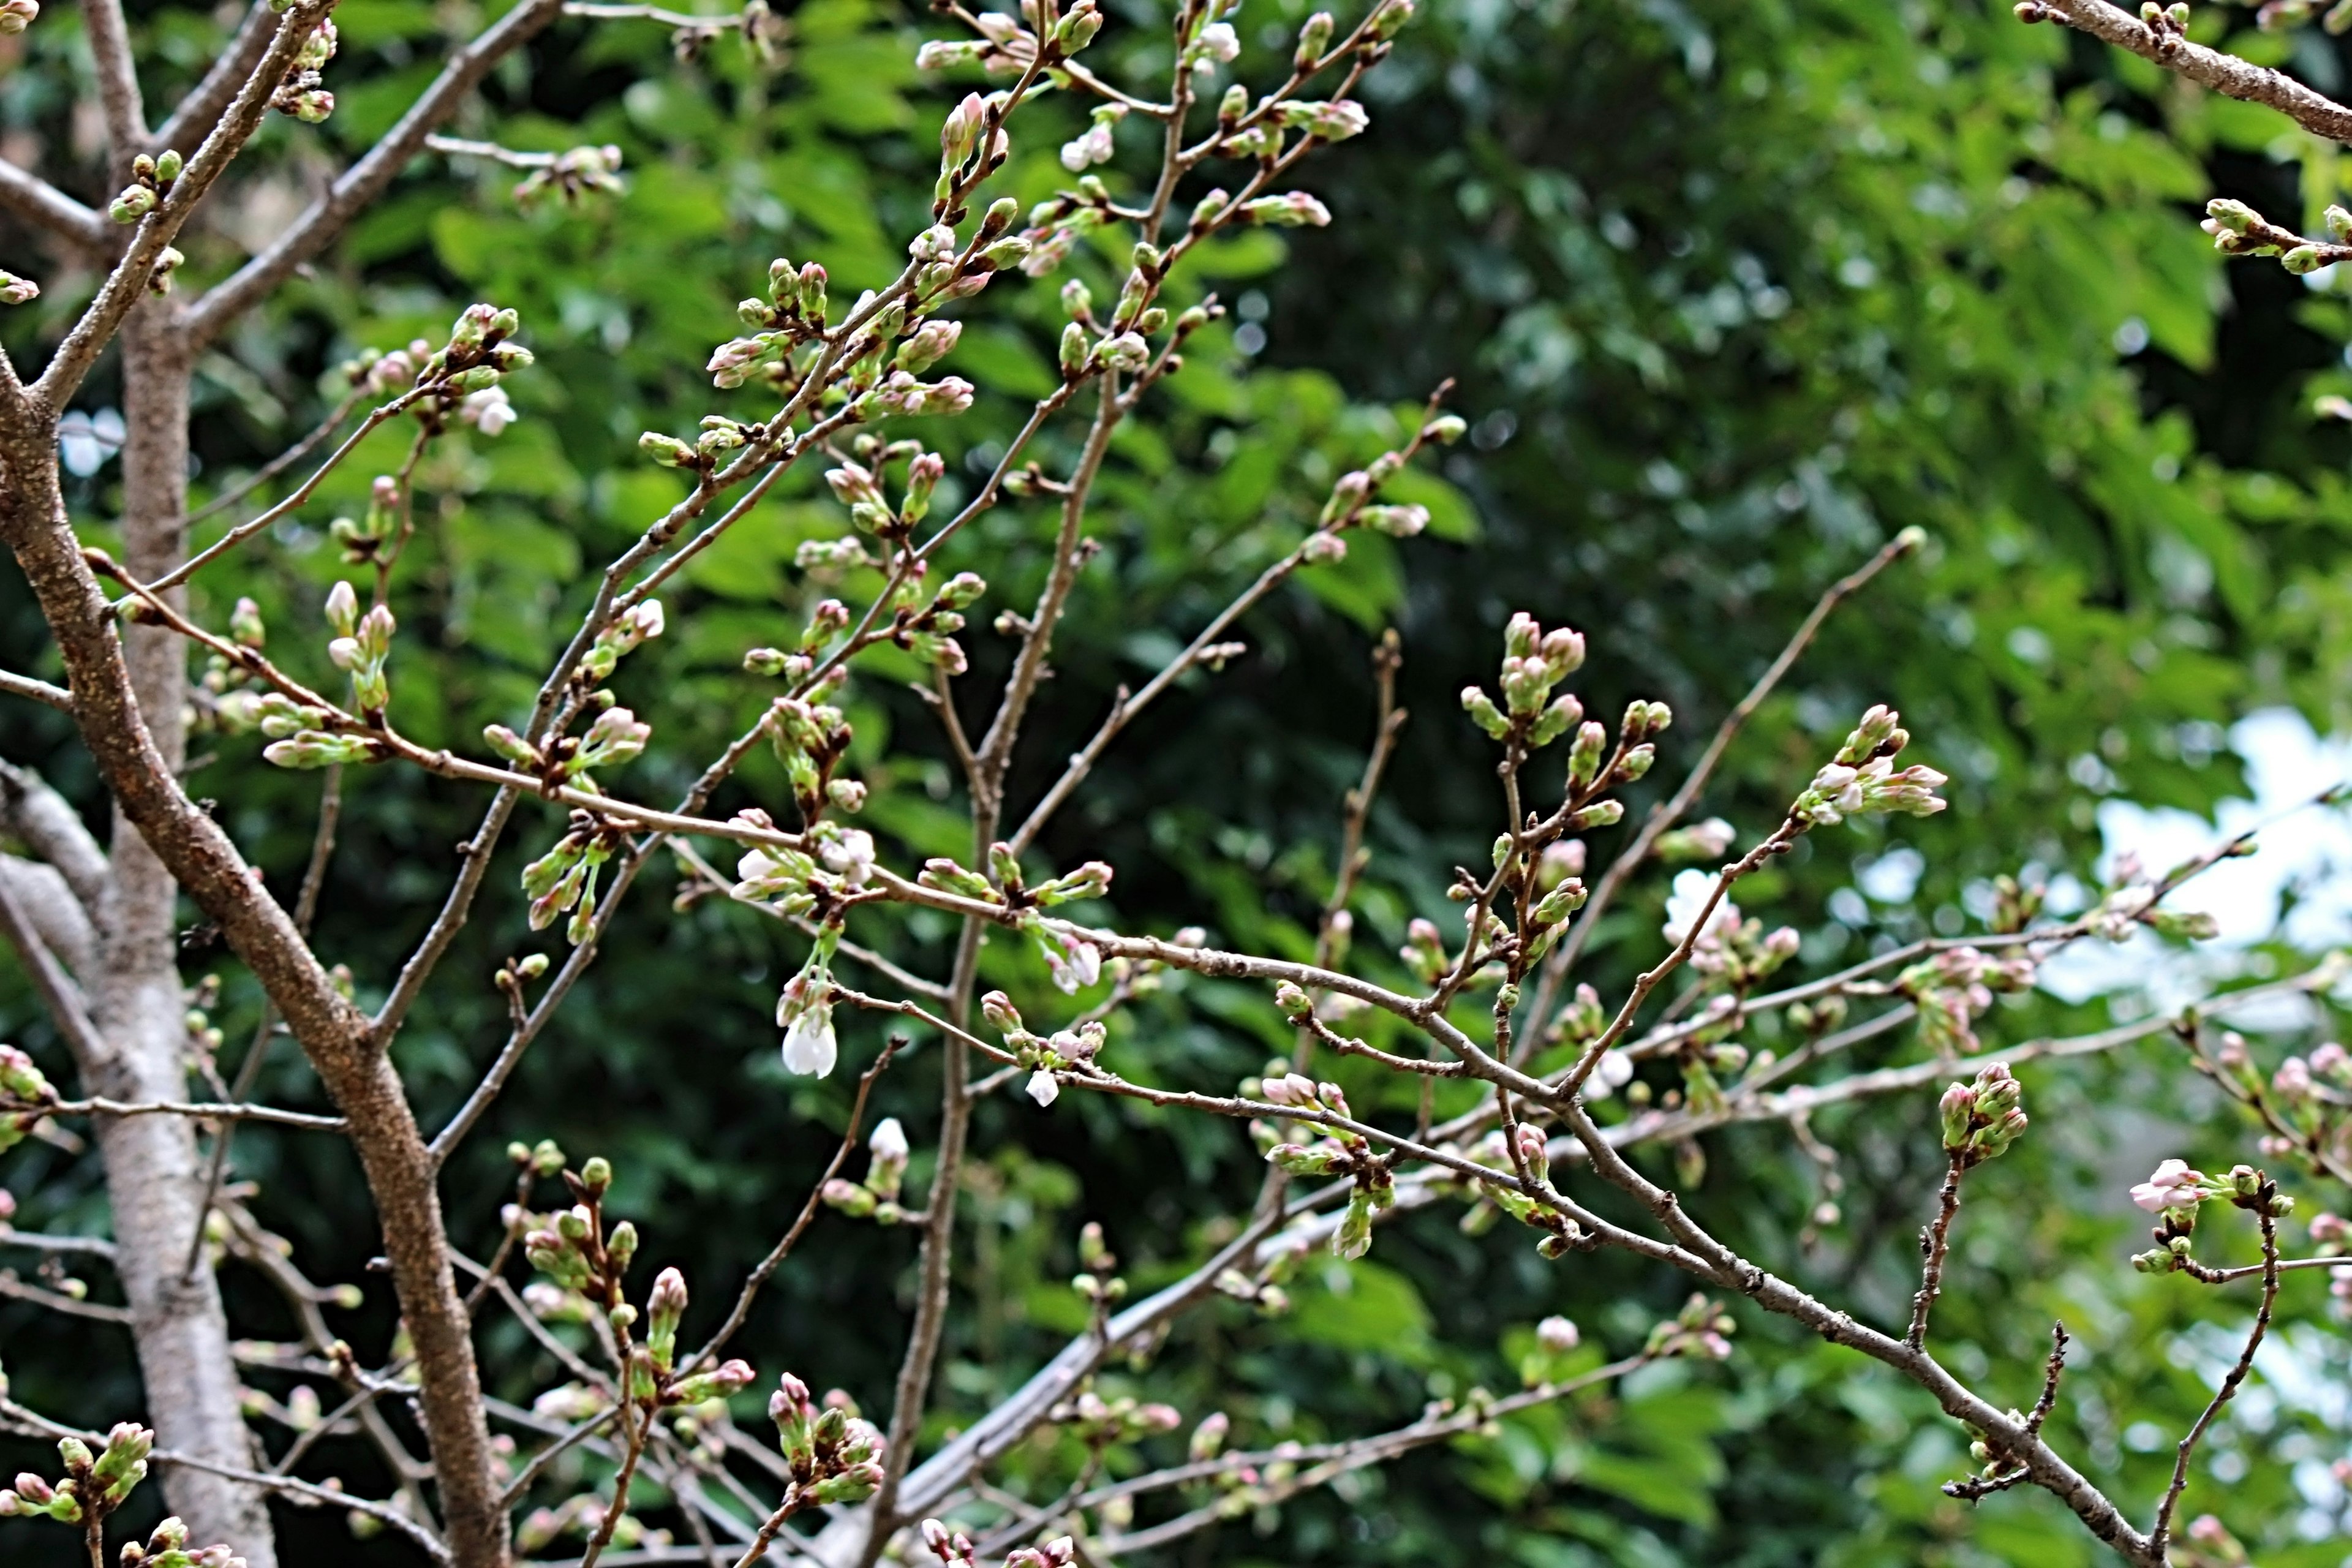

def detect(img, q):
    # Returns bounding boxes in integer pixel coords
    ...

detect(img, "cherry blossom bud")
[1536,1314,1579,1352]
[0,271,37,305]
[0,0,37,34]
[1238,192,1331,227]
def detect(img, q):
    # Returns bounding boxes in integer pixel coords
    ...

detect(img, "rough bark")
[0,328,510,1567]
[61,316,285,1566]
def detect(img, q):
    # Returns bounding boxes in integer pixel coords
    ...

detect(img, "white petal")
[782,1011,837,1077]
[1026,1069,1060,1107]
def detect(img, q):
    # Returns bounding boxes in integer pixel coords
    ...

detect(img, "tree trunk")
[62,312,284,1566]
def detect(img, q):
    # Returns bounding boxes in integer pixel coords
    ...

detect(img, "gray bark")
[58,311,283,1566]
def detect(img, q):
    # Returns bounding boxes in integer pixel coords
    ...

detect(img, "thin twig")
[1906,1153,1966,1349]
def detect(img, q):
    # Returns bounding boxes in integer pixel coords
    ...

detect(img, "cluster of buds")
[769,1376,887,1506]
[0,1044,59,1153]
[0,1423,153,1527]
[2250,0,2352,32]
[268,18,337,122]
[1212,1229,1306,1316]
[314,579,393,715]
[335,325,517,439]
[579,599,666,684]
[486,703,652,797]
[2128,1160,2295,1273]
[631,1268,756,1408]
[2193,1029,2352,1177]
[522,1154,635,1297]
[1271,98,1371,142]
[1069,1219,1126,1312]
[919,1519,1078,1568]
[519,810,630,944]
[639,413,761,473]
[0,0,36,35]
[326,474,407,564]
[107,148,184,225]
[1461,612,1589,749]
[1643,1294,1736,1362]
[876,566,981,674]
[1654,816,1736,864]
[0,268,35,306]
[1937,1061,2027,1169]
[1790,705,1947,826]
[822,1117,913,1223]
[2082,850,2226,944]
[515,1494,656,1554]
[824,445,952,541]
[761,693,856,823]
[1061,102,1126,170]
[1047,1385,1180,1446]
[1257,1071,1395,1257]
[118,1516,248,1567]
[1019,178,1123,277]
[1676,888,1800,991]
[1461,1123,1588,1257]
[903,197,1031,309]
[1178,0,1240,73]
[1304,415,1461,553]
[707,259,828,389]
[980,990,1104,1106]
[1899,945,2036,1057]
[913,0,1102,82]
[514,143,625,209]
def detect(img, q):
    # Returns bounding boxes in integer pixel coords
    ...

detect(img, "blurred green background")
[5,0,2352,1561]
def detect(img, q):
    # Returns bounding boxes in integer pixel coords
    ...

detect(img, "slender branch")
[184,0,571,346]
[2032,0,2352,141]
[2149,1207,2281,1556]
[1092,1356,1654,1556]
[131,385,436,598]
[0,159,110,250]
[34,0,332,409]
[43,1095,346,1130]
[179,384,367,530]
[677,1038,899,1376]
[149,0,277,156]
[0,1272,132,1321]
[80,0,150,158]
[0,861,110,1062]
[0,1228,118,1258]
[1906,1153,1966,1350]
[578,1402,650,1568]
[183,763,343,1278]
[1526,529,1919,1044]
[0,668,74,711]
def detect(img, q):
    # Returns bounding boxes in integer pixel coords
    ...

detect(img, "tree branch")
[2034,0,2352,141]
[32,0,330,411]
[0,159,111,251]
[183,0,570,347]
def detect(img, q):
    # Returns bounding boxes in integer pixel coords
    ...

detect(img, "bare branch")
[2032,0,2352,141]
[184,0,570,347]
[34,0,332,410]
[0,758,111,911]
[0,159,111,251]
[1527,527,1921,1044]
[80,0,150,157]
[2149,1203,2282,1557]
[149,0,277,156]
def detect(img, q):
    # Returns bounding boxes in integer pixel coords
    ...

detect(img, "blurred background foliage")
[6,0,2352,1561]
